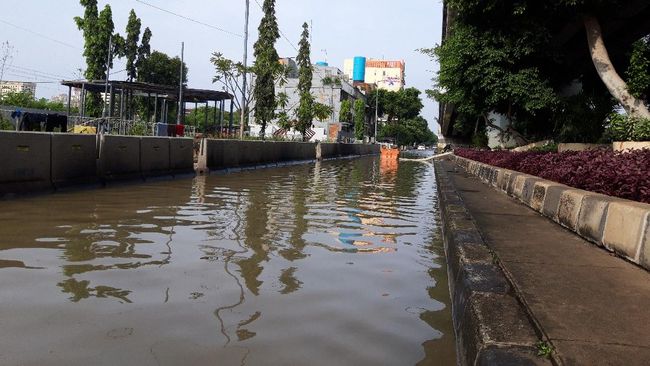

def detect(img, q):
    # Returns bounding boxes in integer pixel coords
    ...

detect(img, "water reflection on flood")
[0,156,456,365]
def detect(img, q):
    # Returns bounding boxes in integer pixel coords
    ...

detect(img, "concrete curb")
[452,155,650,271]
[434,162,553,366]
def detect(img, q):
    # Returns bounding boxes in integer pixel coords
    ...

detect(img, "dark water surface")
[0,156,455,365]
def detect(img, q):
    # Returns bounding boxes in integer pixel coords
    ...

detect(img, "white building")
[0,81,37,98]
[343,58,405,92]
[249,63,367,142]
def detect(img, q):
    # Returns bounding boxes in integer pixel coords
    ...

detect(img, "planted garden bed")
[455,148,650,204]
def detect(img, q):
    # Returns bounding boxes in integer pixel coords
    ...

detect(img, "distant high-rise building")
[51,88,81,109]
[0,81,37,98]
[343,58,405,92]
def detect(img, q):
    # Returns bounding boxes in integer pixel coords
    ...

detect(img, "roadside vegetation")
[455,148,650,203]
[423,0,650,145]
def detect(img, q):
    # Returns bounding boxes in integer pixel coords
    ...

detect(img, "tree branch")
[583,15,650,119]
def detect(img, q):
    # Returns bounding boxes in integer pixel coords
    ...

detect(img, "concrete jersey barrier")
[51,133,98,187]
[99,135,141,181]
[0,131,52,195]
[452,154,650,271]
[140,137,171,178]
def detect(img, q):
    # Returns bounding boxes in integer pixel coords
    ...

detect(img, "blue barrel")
[353,56,366,82]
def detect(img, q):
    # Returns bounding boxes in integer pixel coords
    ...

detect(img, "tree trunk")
[583,15,650,119]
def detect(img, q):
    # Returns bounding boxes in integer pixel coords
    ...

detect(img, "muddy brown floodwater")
[0,156,456,366]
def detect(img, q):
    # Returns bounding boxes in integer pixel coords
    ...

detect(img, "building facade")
[343,58,405,91]
[0,81,37,98]
[249,64,367,142]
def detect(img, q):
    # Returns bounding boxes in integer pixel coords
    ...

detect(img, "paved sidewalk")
[440,160,650,366]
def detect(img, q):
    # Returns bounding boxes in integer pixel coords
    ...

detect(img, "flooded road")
[0,156,456,365]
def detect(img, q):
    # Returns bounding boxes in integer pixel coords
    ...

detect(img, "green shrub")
[530,142,558,153]
[605,113,650,141]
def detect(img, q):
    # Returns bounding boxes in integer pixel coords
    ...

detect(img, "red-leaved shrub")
[455,148,650,204]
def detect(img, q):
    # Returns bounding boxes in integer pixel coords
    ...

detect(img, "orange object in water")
[380,145,400,160]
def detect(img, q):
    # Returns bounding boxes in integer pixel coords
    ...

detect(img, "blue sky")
[0,0,443,132]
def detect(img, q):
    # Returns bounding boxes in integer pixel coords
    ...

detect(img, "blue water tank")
[315,61,328,66]
[353,56,366,82]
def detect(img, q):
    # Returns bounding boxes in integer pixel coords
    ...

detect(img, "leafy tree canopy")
[137,50,187,87]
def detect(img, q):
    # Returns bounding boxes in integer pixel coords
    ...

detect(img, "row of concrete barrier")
[453,155,650,271]
[0,131,194,196]
[197,139,379,171]
[1,132,380,196]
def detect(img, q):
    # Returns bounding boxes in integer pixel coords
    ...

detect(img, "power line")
[253,0,298,53]
[134,0,243,38]
[7,65,72,80]
[0,19,81,50]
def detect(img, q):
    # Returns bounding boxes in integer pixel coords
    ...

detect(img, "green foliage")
[210,51,254,112]
[370,87,423,122]
[605,113,650,141]
[75,1,116,117]
[0,114,13,130]
[339,99,352,123]
[529,142,558,153]
[137,51,187,86]
[471,131,489,148]
[626,38,650,100]
[553,91,614,143]
[313,102,333,122]
[379,116,438,146]
[185,106,238,133]
[124,9,142,81]
[252,0,281,137]
[536,341,553,359]
[137,27,152,72]
[1,92,69,112]
[353,99,365,140]
[295,22,313,140]
[422,0,628,143]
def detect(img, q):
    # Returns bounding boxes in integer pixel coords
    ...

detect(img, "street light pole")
[240,0,250,139]
[177,42,184,125]
[102,35,112,119]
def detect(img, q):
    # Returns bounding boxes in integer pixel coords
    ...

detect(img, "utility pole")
[102,35,112,118]
[177,42,185,125]
[240,0,250,139]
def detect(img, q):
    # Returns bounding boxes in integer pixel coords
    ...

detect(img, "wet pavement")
[0,155,455,365]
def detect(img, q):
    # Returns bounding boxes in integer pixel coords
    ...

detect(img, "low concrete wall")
[200,140,378,171]
[140,137,171,178]
[0,131,52,195]
[512,140,552,152]
[453,154,650,271]
[99,135,141,181]
[51,133,98,187]
[612,141,650,152]
[170,138,194,174]
[434,162,552,366]
[557,143,608,152]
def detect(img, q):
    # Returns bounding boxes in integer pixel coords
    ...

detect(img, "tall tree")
[354,99,365,140]
[137,51,187,86]
[339,99,352,123]
[124,9,142,81]
[136,27,152,75]
[252,0,280,138]
[295,22,313,141]
[210,52,255,124]
[75,1,115,116]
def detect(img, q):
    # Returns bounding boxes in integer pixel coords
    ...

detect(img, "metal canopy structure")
[61,80,237,134]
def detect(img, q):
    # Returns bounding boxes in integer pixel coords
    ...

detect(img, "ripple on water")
[0,155,456,365]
